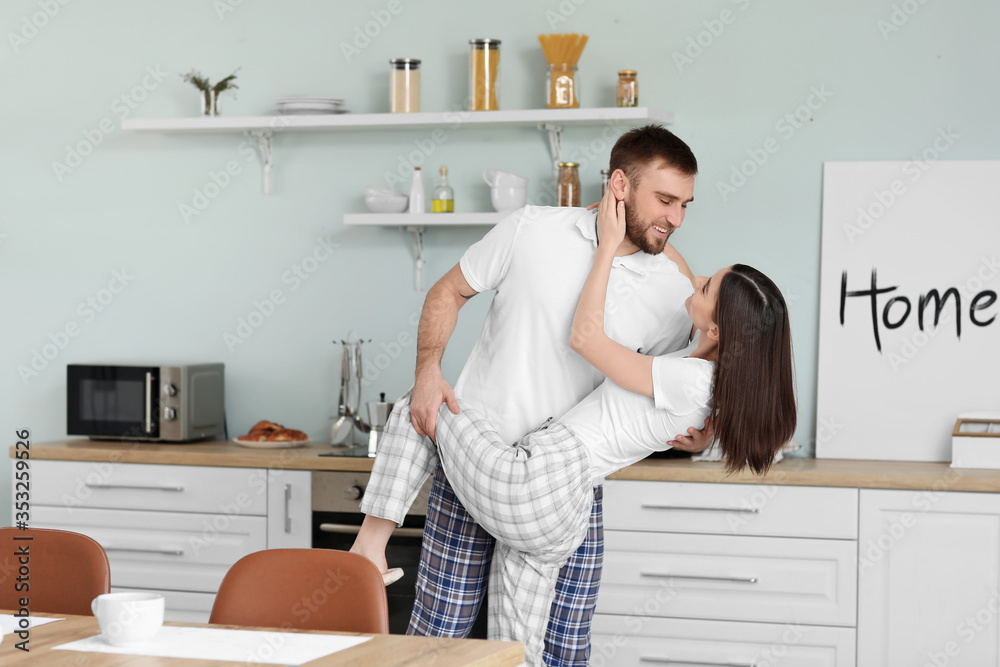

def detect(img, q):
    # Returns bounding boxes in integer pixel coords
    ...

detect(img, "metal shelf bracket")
[245,129,274,195]
[402,225,427,291]
[538,123,564,179]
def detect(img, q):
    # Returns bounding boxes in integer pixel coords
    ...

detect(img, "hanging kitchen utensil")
[330,343,354,444]
[351,341,371,435]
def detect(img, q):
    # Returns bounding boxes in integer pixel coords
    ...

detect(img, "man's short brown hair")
[609,124,698,186]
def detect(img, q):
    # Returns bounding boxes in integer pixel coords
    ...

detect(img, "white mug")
[491,186,528,212]
[91,592,164,646]
[483,168,529,189]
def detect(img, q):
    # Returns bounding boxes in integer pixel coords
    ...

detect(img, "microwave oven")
[67,363,225,442]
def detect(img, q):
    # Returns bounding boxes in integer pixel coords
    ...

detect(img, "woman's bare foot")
[350,515,399,584]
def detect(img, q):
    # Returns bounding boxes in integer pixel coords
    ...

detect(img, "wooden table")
[0,613,524,666]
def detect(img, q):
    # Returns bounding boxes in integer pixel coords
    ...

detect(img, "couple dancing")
[350,125,796,666]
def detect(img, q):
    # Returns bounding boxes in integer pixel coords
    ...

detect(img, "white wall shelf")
[344,212,503,290]
[121,107,673,134]
[343,212,501,227]
[124,107,674,289]
[121,107,673,196]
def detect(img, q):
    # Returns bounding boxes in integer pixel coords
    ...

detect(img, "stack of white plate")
[275,96,348,115]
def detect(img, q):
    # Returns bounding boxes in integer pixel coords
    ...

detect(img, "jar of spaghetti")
[389,58,420,113]
[617,70,638,107]
[470,39,501,111]
[546,64,578,108]
[557,162,580,207]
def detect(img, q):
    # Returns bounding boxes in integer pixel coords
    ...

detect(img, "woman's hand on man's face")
[595,183,626,250]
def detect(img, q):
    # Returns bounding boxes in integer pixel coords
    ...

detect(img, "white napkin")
[0,615,63,634]
[691,437,802,464]
[53,625,371,665]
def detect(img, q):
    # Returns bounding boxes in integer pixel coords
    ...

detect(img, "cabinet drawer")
[33,505,266,593]
[591,615,856,667]
[30,460,268,515]
[596,530,857,626]
[603,479,858,539]
[112,587,215,624]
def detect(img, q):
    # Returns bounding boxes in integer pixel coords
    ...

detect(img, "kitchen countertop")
[14,439,1000,492]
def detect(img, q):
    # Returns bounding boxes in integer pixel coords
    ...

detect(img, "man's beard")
[624,192,674,255]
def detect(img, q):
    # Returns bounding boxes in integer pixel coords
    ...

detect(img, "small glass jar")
[557,162,581,207]
[547,64,579,108]
[600,168,611,197]
[470,39,501,111]
[617,70,638,107]
[390,58,421,113]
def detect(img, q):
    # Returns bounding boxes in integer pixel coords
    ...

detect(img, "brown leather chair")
[0,527,111,615]
[209,549,389,634]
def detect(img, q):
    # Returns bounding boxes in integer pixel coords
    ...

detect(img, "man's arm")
[410,262,479,440]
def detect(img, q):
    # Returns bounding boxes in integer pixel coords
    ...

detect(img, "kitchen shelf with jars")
[121,35,670,288]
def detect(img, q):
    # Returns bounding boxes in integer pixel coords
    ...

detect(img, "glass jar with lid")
[470,39,501,111]
[557,162,581,207]
[617,70,638,107]
[390,58,421,113]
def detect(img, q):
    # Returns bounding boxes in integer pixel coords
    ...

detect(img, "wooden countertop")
[15,439,1000,492]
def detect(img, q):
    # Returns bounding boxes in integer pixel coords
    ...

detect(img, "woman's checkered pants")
[361,393,595,667]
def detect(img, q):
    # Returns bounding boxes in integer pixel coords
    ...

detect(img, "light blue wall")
[2,0,998,517]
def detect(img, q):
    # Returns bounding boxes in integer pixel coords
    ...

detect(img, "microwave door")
[67,365,160,439]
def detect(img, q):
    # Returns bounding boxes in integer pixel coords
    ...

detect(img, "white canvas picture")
[817,161,1000,461]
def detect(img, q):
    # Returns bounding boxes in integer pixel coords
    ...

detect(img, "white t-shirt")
[456,205,694,446]
[559,340,714,482]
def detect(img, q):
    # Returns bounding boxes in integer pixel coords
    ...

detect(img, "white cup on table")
[91,592,164,646]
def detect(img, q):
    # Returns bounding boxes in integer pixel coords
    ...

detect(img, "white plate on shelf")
[275,108,350,116]
[276,95,345,104]
[233,437,309,449]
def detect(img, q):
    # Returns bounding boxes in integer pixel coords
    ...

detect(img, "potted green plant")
[181,68,240,116]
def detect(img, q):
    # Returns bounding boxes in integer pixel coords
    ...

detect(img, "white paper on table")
[0,615,64,634]
[53,625,372,665]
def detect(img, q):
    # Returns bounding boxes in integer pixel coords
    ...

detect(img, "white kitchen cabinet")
[858,489,1000,667]
[592,615,857,667]
[598,479,859,667]
[23,460,310,623]
[266,469,312,549]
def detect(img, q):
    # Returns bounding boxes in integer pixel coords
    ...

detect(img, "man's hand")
[668,418,715,453]
[409,367,460,441]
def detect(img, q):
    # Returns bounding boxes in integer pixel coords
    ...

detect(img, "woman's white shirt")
[558,341,714,483]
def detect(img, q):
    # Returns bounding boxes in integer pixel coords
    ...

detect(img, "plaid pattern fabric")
[376,397,599,666]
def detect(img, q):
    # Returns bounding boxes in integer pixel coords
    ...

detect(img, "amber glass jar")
[470,39,501,111]
[617,70,638,107]
[557,162,580,207]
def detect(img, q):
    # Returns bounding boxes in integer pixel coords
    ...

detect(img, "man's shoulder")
[517,205,594,233]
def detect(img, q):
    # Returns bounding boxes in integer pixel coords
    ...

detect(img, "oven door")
[67,365,159,439]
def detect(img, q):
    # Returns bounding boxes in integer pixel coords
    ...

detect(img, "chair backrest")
[209,549,389,634]
[0,527,111,616]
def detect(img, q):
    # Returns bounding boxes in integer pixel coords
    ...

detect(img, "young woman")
[350,188,796,666]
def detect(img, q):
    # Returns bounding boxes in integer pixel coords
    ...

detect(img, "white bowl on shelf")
[364,186,408,213]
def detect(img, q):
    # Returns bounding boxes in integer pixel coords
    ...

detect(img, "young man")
[405,125,712,666]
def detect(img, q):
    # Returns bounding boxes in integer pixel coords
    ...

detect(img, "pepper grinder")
[367,392,395,457]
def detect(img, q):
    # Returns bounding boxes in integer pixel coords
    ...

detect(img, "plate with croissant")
[235,420,309,448]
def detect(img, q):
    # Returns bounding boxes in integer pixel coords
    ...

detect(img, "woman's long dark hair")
[711,264,796,476]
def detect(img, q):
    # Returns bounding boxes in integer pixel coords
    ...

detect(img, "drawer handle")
[641,504,759,514]
[640,571,758,584]
[85,483,185,492]
[640,658,757,667]
[284,483,292,534]
[105,546,185,557]
[319,523,424,538]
